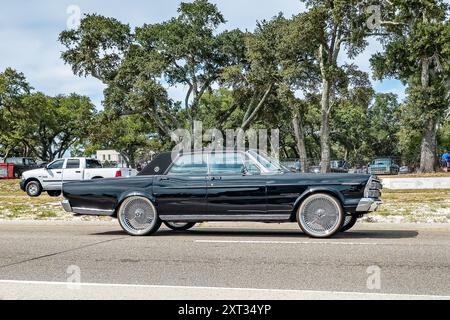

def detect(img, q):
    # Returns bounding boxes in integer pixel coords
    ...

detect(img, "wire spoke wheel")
[297,193,344,238]
[341,214,358,232]
[118,197,161,236]
[164,221,196,231]
[344,215,352,227]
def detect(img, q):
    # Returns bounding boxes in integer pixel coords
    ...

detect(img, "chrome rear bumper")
[61,199,114,216]
[356,198,382,212]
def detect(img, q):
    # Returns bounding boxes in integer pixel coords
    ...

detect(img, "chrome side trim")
[356,198,382,212]
[61,200,72,213]
[341,182,361,186]
[71,207,115,216]
[160,214,291,222]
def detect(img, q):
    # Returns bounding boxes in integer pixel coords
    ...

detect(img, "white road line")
[195,240,382,245]
[0,280,449,300]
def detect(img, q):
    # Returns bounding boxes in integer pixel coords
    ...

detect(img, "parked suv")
[5,157,39,178]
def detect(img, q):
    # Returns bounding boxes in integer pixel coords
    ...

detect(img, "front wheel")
[26,180,42,197]
[118,196,161,236]
[297,193,345,238]
[340,214,358,232]
[164,222,196,231]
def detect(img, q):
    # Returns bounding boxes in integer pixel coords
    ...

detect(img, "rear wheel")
[26,180,42,197]
[164,222,196,231]
[340,214,358,232]
[297,193,344,238]
[118,196,161,236]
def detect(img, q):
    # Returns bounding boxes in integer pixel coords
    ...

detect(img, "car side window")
[47,160,65,170]
[65,159,80,169]
[209,153,245,175]
[168,154,208,175]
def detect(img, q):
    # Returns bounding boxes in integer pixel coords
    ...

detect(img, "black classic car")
[61,150,382,238]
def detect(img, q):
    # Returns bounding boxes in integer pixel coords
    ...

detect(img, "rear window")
[86,159,102,168]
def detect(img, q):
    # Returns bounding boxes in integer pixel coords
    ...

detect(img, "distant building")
[96,150,125,167]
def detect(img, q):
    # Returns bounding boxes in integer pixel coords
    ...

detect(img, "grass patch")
[0,179,65,220]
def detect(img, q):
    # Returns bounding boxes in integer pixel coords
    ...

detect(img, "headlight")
[370,180,383,190]
[367,190,381,198]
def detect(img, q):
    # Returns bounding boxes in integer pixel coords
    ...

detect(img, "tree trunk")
[241,84,273,131]
[292,113,308,173]
[419,117,437,173]
[320,78,331,173]
[419,57,437,173]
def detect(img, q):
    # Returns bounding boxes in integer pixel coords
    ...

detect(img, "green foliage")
[368,93,401,158]
[0,68,96,161]
[370,0,450,171]
[84,112,160,167]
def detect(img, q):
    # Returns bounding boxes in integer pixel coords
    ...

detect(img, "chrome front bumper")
[356,198,382,212]
[61,199,72,212]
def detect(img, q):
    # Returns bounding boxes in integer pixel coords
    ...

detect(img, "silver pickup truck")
[20,157,136,197]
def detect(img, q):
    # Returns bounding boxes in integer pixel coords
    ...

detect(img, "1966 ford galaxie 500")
[61,150,382,238]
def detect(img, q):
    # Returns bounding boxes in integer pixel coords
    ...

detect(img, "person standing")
[442,152,450,171]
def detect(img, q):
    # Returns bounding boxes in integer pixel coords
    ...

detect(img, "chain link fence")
[280,156,405,174]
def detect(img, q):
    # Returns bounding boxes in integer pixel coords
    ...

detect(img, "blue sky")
[0,0,411,110]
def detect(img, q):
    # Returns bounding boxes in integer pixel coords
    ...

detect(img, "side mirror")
[241,165,249,176]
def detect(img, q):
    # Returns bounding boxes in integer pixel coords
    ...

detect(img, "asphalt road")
[0,221,449,299]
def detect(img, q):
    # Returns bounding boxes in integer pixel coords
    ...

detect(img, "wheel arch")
[290,187,346,221]
[113,190,156,218]
[24,177,43,189]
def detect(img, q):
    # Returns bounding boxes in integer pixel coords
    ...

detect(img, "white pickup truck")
[20,157,136,197]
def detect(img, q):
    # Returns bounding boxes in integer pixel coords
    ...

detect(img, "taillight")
[115,170,122,177]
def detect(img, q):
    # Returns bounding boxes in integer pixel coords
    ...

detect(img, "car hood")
[21,168,48,179]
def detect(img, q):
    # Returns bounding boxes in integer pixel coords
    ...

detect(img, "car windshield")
[373,159,390,165]
[247,150,288,173]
